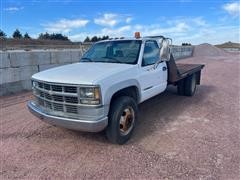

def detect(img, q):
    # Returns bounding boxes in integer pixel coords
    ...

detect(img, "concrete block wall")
[171,46,193,60]
[0,46,193,96]
[0,49,82,96]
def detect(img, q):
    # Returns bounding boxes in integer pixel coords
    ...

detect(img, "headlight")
[79,86,101,105]
[32,81,39,97]
[32,81,38,88]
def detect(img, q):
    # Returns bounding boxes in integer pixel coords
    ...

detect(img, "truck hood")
[32,62,136,85]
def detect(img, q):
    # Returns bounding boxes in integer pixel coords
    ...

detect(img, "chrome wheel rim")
[119,107,135,136]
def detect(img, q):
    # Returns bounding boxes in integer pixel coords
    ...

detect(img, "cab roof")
[97,37,160,43]
[97,35,172,44]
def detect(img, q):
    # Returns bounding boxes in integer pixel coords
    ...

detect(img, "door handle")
[162,66,167,71]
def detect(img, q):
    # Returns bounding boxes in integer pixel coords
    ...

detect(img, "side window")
[142,41,160,66]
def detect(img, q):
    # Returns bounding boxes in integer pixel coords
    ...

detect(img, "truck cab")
[28,34,204,144]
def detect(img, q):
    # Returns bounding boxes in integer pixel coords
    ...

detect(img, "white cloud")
[43,18,89,33]
[68,15,238,45]
[68,19,191,42]
[69,25,132,41]
[69,33,92,42]
[167,17,207,27]
[223,2,240,17]
[126,17,133,23]
[94,13,133,27]
[133,21,190,37]
[68,21,191,42]
[192,17,207,26]
[4,7,24,12]
[94,13,119,27]
[175,25,239,45]
[101,25,132,36]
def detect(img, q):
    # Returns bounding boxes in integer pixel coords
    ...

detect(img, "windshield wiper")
[81,57,93,62]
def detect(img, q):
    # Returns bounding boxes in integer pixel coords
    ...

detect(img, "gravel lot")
[1,52,240,179]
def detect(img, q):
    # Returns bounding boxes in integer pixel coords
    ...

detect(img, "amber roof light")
[134,32,141,39]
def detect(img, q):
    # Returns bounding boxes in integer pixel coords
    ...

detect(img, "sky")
[1,0,240,45]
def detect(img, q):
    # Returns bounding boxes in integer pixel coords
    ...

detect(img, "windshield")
[81,40,142,64]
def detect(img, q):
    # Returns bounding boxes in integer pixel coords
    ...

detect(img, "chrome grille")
[32,80,80,115]
[45,93,52,100]
[45,101,52,109]
[52,85,62,92]
[65,96,78,103]
[53,103,64,112]
[66,105,78,114]
[44,84,50,90]
[65,86,77,93]
[52,95,64,102]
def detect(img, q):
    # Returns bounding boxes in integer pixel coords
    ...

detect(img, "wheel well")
[110,86,139,106]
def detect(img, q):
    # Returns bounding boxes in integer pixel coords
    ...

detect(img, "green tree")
[0,29,7,38]
[38,33,44,39]
[182,43,192,46]
[84,36,90,42]
[51,33,69,41]
[24,32,31,39]
[12,29,22,39]
[38,32,50,40]
[38,32,69,41]
[101,35,109,40]
[91,36,98,42]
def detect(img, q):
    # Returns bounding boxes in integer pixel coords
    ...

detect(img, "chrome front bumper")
[27,101,108,132]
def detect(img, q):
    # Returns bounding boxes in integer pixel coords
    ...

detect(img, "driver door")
[139,40,167,102]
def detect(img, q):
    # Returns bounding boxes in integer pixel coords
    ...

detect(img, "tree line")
[182,43,192,46]
[0,29,31,39]
[0,29,109,42]
[83,36,109,43]
[0,29,70,41]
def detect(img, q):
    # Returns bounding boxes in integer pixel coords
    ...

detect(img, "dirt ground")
[1,52,240,179]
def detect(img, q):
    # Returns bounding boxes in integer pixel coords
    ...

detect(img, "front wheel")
[106,96,138,144]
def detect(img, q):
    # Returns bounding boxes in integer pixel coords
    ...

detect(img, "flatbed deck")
[176,63,204,76]
[167,54,205,84]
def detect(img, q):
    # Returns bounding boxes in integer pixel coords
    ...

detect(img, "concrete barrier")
[171,46,193,60]
[0,46,193,96]
[0,49,82,96]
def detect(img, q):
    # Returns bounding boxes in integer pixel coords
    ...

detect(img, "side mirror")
[160,40,171,61]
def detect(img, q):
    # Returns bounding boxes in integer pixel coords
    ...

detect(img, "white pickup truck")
[28,34,204,144]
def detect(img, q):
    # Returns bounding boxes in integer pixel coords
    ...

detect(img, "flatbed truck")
[28,33,204,144]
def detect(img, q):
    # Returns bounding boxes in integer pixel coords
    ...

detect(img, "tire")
[177,79,185,96]
[106,96,138,144]
[184,73,197,96]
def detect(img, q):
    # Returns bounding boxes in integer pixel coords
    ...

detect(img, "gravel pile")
[193,43,229,57]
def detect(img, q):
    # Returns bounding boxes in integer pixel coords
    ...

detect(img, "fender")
[103,79,141,109]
